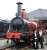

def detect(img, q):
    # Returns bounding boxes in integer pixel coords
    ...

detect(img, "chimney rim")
[16,2,23,5]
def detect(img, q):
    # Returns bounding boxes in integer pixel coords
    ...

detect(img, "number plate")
[20,40,24,42]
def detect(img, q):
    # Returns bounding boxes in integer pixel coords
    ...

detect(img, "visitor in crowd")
[38,28,44,48]
[31,28,44,49]
[31,29,39,49]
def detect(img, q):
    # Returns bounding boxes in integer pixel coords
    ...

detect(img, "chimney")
[16,2,23,17]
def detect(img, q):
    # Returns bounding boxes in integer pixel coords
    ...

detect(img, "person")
[38,28,44,48]
[31,29,39,49]
[31,29,35,48]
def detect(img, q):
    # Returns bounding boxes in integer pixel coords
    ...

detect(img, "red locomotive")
[0,2,38,48]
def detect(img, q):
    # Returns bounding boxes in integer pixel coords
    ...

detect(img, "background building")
[28,9,47,29]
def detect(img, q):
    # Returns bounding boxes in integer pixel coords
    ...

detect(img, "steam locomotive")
[0,2,37,48]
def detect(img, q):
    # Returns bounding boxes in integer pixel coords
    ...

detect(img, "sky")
[0,0,47,20]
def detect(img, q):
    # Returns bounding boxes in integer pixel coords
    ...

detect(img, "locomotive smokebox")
[16,2,23,17]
